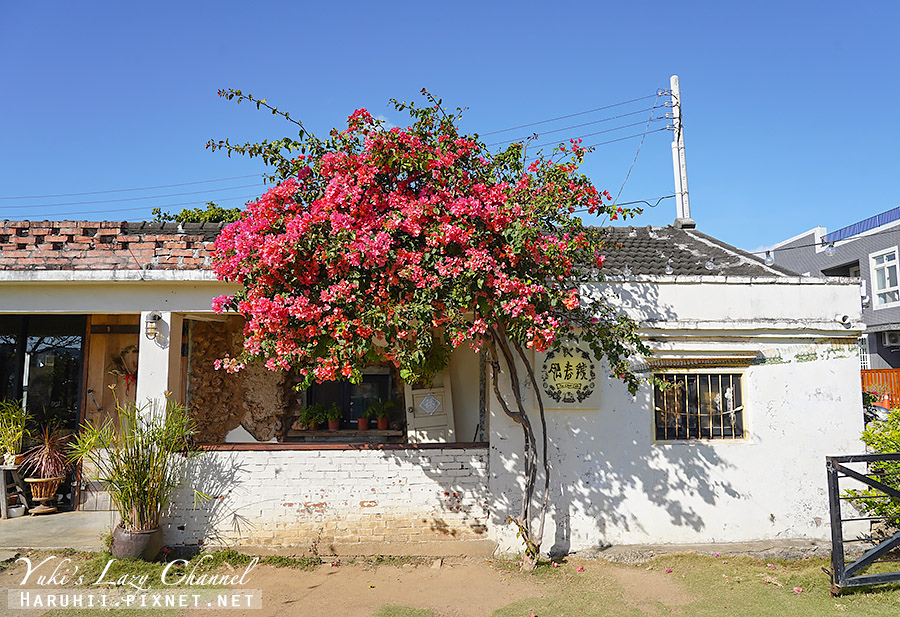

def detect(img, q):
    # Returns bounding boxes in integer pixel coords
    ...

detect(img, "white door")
[404,368,456,443]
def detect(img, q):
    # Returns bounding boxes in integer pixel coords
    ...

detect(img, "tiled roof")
[0,219,793,278]
[600,226,795,277]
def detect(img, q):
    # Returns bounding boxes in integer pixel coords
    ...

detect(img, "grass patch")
[198,549,321,571]
[645,553,900,616]
[489,553,900,617]
[10,547,316,590]
[341,554,433,569]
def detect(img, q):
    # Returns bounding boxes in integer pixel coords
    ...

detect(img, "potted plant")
[0,399,30,466]
[357,412,370,431]
[322,403,342,430]
[21,424,71,514]
[368,399,400,430]
[291,404,322,431]
[70,396,203,561]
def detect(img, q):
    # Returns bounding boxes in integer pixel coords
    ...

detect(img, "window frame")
[858,335,870,370]
[870,247,900,310]
[652,370,746,443]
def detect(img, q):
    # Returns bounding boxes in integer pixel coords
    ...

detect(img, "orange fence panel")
[861,369,900,409]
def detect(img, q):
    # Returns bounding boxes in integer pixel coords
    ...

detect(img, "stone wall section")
[164,447,490,552]
[0,220,220,271]
[187,317,285,442]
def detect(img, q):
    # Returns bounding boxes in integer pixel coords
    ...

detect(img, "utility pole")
[669,75,695,229]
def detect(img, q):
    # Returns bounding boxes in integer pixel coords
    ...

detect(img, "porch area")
[0,510,112,551]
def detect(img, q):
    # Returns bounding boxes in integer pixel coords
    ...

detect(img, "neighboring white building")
[0,220,864,555]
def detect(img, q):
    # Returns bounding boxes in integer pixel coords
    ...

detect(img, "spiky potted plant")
[70,395,203,561]
[21,424,71,514]
[0,399,30,466]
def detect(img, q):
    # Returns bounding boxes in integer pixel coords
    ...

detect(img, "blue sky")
[1,1,897,253]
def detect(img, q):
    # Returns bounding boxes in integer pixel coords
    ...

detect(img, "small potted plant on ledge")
[0,399,30,466]
[292,404,324,431]
[21,424,71,514]
[322,403,342,430]
[368,399,400,431]
[71,395,203,561]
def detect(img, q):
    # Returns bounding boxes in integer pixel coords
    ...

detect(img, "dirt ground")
[195,559,540,617]
[0,556,546,617]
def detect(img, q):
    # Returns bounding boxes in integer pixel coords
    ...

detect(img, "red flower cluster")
[211,104,621,387]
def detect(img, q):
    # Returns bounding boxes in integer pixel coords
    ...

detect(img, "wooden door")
[404,368,455,443]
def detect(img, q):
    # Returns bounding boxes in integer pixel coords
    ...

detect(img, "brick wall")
[0,220,222,270]
[161,446,490,553]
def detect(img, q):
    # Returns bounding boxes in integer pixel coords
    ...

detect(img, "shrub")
[70,397,203,531]
[846,407,900,523]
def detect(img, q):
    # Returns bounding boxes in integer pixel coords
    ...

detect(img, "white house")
[0,219,864,555]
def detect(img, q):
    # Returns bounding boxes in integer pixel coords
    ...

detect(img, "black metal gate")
[826,453,900,594]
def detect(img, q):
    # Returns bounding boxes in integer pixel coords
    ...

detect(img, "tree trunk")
[485,326,549,570]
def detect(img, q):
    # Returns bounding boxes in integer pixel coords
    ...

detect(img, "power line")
[485,106,661,147]
[526,118,666,154]
[1,194,261,219]
[479,93,662,136]
[524,127,669,161]
[746,225,900,257]
[2,183,264,210]
[572,195,676,215]
[0,174,262,200]
[613,94,663,206]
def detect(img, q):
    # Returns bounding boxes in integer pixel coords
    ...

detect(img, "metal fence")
[826,453,900,594]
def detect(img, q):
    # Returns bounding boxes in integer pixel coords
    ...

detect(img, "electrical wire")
[613,94,663,206]
[1,183,265,210]
[528,119,666,151]
[523,127,669,161]
[485,106,661,147]
[479,93,662,136]
[0,174,261,200]
[745,225,900,257]
[0,194,261,219]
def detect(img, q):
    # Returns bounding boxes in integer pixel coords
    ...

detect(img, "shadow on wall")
[164,452,254,548]
[483,279,744,555]
[164,280,747,554]
[547,424,739,556]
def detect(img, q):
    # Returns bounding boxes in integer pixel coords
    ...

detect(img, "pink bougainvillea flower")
[575,566,585,572]
[793,587,802,594]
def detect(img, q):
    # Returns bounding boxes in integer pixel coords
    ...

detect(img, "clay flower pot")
[377,417,389,430]
[111,525,163,561]
[357,417,370,431]
[327,419,341,431]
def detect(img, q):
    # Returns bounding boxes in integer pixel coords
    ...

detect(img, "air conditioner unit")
[884,332,900,347]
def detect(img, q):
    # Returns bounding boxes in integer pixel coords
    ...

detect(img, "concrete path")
[0,511,114,551]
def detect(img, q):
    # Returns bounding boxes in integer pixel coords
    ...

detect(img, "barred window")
[654,373,744,441]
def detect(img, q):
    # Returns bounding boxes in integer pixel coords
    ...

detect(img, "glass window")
[0,315,85,430]
[306,371,394,426]
[654,373,744,441]
[871,249,900,308]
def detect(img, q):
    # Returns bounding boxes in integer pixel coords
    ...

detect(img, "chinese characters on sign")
[541,345,597,407]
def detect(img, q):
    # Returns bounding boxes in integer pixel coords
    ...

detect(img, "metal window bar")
[826,453,900,594]
[654,373,743,441]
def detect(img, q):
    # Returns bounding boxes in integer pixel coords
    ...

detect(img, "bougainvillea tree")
[208,90,647,567]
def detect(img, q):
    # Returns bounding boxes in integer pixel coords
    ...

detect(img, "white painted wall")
[165,447,490,552]
[489,279,866,554]
[0,279,238,314]
[134,310,184,409]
